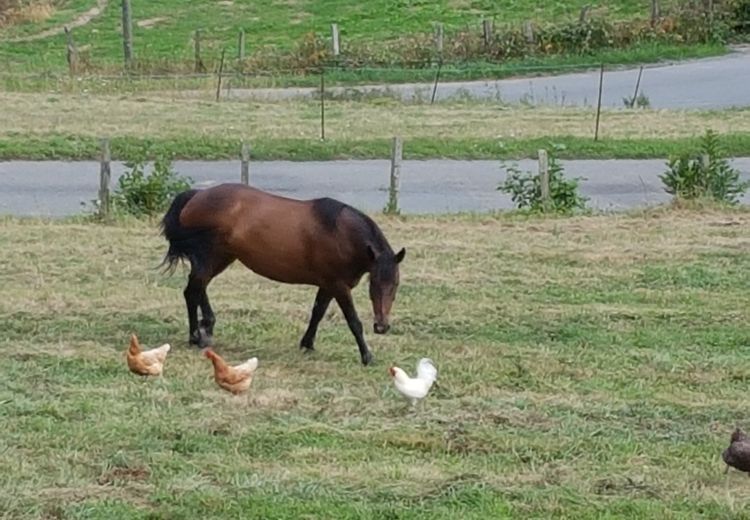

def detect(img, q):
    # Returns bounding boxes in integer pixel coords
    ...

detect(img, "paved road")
[222,46,750,109]
[2,158,750,217]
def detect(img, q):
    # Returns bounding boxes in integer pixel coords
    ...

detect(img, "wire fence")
[0,53,745,151]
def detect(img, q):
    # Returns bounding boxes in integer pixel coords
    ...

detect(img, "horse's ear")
[395,248,406,263]
[367,244,378,262]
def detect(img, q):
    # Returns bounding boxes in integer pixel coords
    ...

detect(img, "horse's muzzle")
[374,323,390,334]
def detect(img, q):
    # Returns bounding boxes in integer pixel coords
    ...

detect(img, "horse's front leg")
[300,288,333,352]
[333,287,373,366]
[199,290,216,343]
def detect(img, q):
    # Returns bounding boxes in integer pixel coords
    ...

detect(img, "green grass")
[2,209,750,518]
[3,133,750,161]
[0,0,719,81]
[0,40,726,89]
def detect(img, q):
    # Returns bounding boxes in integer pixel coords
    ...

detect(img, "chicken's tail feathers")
[246,357,259,372]
[154,343,171,358]
[128,334,141,355]
[416,358,437,382]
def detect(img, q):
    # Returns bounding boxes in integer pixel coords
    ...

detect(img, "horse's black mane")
[312,197,392,255]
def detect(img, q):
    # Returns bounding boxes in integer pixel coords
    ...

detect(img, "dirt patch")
[3,0,108,42]
[136,16,167,29]
[97,466,151,485]
[250,388,300,409]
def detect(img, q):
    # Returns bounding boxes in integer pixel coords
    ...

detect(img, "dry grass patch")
[136,16,168,28]
[0,0,53,26]
[1,91,748,142]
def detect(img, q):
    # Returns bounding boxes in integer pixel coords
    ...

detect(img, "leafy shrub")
[538,18,616,54]
[498,148,588,213]
[111,156,193,217]
[623,91,651,108]
[729,0,750,34]
[660,129,748,204]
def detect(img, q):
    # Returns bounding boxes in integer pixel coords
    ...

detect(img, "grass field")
[2,209,750,517]
[0,0,702,76]
[1,90,749,160]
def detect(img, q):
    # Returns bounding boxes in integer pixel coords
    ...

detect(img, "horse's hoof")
[361,352,374,366]
[299,339,315,352]
[195,328,213,348]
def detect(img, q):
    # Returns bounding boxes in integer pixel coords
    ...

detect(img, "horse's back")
[178,184,365,286]
[179,184,305,228]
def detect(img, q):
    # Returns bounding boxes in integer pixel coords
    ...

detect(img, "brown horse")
[160,183,405,366]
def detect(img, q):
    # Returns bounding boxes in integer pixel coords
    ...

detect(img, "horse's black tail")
[160,189,213,275]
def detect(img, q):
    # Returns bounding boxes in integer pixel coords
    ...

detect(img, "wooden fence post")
[482,19,493,47]
[523,20,535,44]
[64,26,78,74]
[216,48,226,102]
[241,142,251,185]
[331,23,340,56]
[579,5,591,23]
[121,0,133,68]
[319,68,325,140]
[650,0,660,26]
[238,29,245,60]
[194,29,205,72]
[99,139,111,218]
[386,137,403,214]
[538,149,550,212]
[434,22,444,60]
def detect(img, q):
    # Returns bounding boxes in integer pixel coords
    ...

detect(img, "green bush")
[660,129,748,204]
[498,148,588,213]
[111,156,193,217]
[623,91,651,108]
[729,0,750,34]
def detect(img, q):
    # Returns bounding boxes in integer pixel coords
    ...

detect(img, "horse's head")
[368,245,405,334]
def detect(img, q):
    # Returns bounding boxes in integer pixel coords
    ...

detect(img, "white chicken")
[389,358,438,406]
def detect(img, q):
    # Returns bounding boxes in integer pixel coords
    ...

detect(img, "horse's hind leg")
[333,287,373,366]
[184,273,207,347]
[195,256,235,346]
[300,288,333,352]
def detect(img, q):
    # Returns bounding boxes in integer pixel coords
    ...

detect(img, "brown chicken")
[126,334,171,376]
[204,348,259,395]
[723,428,750,475]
